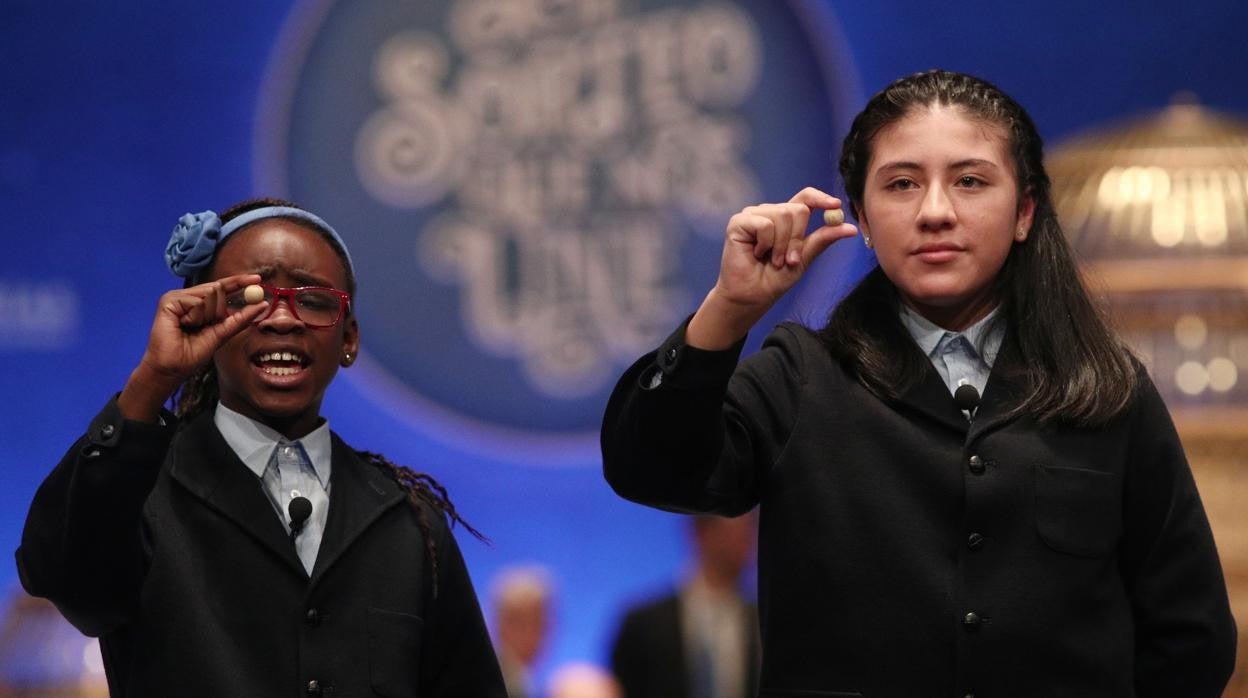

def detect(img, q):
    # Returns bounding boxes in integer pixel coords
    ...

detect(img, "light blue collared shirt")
[214,402,331,574]
[899,305,1003,400]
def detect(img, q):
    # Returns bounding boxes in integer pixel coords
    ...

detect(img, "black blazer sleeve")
[16,396,174,636]
[601,321,806,516]
[1119,373,1237,695]
[419,515,508,697]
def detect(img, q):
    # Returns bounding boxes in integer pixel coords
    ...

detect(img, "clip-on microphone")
[288,496,312,542]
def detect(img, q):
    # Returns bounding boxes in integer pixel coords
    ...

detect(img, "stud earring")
[863,234,873,248]
[342,352,353,367]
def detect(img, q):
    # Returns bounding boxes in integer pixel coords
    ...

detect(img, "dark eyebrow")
[875,159,1002,174]
[950,158,1001,170]
[875,161,922,174]
[253,265,337,289]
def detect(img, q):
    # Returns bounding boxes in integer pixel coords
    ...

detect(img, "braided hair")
[171,198,482,589]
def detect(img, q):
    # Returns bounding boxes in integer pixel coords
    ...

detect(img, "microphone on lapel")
[954,383,981,421]
[288,496,313,542]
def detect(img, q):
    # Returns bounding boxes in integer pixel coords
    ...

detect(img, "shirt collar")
[213,402,332,486]
[899,304,1004,367]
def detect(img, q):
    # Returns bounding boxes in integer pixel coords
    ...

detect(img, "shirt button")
[305,608,321,626]
[962,612,982,630]
[306,679,321,695]
[967,532,985,551]
[968,455,985,474]
[100,424,115,438]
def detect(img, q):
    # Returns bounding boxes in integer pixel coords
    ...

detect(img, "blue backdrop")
[3,0,1247,684]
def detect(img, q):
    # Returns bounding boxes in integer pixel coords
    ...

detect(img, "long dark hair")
[172,198,482,586]
[824,70,1136,425]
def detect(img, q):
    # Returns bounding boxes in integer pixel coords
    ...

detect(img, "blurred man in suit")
[610,513,760,698]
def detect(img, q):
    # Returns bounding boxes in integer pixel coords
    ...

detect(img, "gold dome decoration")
[1051,96,1248,265]
[1047,97,1248,433]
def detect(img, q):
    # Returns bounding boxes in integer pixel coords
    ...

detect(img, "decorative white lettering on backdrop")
[354,0,762,398]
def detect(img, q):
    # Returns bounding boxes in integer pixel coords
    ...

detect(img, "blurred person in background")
[610,513,760,698]
[547,662,622,698]
[492,565,555,698]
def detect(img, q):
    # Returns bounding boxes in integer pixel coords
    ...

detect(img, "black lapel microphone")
[288,496,313,542]
[954,384,981,420]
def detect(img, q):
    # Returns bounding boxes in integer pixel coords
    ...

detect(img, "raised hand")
[687,187,858,349]
[118,274,269,421]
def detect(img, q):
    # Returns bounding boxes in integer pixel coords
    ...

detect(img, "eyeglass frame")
[228,283,352,329]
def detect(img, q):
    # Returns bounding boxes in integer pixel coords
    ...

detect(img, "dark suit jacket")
[17,398,505,697]
[611,593,760,698]
[601,321,1237,697]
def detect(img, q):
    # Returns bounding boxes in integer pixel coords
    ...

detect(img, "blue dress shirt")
[214,403,331,574]
[899,304,1003,401]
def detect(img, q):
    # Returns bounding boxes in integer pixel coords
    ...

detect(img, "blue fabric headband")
[165,205,354,279]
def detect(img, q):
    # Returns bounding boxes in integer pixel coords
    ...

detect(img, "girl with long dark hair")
[602,70,1236,696]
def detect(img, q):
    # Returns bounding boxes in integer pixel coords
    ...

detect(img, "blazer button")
[100,423,115,438]
[665,347,678,362]
[306,679,321,695]
[967,455,985,474]
[305,608,321,626]
[962,612,982,630]
[967,532,985,551]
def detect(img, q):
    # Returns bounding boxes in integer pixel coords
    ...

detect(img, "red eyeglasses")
[226,284,351,328]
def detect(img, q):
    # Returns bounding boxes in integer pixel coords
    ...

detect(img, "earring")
[863,234,873,248]
[1015,228,1027,241]
[342,352,353,367]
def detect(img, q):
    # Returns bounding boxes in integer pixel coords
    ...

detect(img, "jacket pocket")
[368,607,423,697]
[760,691,863,697]
[1035,464,1121,557]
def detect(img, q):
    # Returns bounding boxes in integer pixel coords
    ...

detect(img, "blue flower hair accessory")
[165,211,224,278]
[164,206,354,279]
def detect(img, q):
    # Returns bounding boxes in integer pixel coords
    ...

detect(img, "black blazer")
[602,322,1237,697]
[611,593,760,698]
[17,398,506,697]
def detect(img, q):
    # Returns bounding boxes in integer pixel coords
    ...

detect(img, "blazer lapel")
[893,334,1029,441]
[167,414,307,578]
[309,436,407,584]
[968,347,1026,442]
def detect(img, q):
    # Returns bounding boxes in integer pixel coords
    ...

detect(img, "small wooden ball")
[243,284,265,304]
[823,208,845,227]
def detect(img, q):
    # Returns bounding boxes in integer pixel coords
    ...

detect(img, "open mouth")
[253,351,309,376]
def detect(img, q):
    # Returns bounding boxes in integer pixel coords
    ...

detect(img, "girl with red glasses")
[18,198,506,696]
